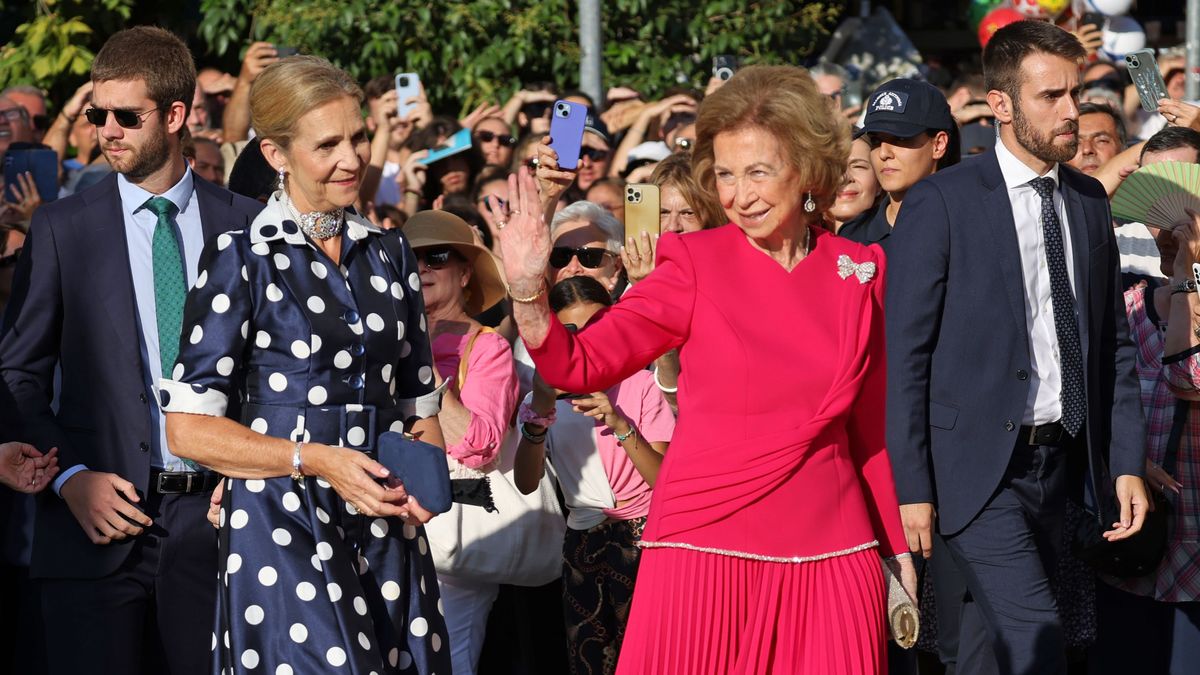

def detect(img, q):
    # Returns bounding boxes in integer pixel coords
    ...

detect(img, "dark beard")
[1011,99,1078,165]
[109,126,171,183]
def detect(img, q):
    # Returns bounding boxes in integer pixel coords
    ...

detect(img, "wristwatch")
[1172,279,1198,295]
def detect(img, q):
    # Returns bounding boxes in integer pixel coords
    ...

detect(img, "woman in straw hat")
[404,210,517,675]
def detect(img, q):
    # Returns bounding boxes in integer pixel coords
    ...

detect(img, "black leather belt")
[151,469,222,495]
[1019,421,1066,447]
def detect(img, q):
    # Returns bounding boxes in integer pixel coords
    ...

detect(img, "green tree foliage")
[0,0,134,95]
[196,0,843,112]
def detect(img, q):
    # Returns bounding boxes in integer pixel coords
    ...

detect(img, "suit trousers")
[39,487,217,675]
[942,440,1070,675]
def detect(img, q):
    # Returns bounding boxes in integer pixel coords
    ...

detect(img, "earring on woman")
[277,168,286,193]
[803,192,816,213]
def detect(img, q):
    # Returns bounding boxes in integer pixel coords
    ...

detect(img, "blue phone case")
[4,148,58,204]
[549,100,588,170]
[423,128,472,165]
[394,72,422,120]
[376,431,453,514]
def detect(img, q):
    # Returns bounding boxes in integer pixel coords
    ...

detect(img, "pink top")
[527,225,908,560]
[432,329,520,469]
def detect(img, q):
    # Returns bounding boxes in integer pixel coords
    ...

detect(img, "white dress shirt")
[994,136,1079,426]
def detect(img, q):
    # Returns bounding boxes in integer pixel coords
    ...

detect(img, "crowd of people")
[0,12,1199,675]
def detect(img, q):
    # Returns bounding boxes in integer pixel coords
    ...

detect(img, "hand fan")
[1111,161,1200,230]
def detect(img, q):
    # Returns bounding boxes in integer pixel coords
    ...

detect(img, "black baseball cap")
[857,79,955,140]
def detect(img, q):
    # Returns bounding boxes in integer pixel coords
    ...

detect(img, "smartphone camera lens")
[1128,57,1139,69]
[399,77,409,87]
[555,103,569,118]
[716,67,734,81]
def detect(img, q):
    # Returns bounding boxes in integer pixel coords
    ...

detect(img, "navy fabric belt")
[240,401,405,452]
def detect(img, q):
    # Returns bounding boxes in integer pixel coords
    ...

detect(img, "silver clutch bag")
[883,555,920,649]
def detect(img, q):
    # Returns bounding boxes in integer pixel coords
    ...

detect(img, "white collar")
[117,167,195,217]
[995,135,1060,193]
[249,192,382,245]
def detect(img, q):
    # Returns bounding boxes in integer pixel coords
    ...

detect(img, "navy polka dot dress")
[160,196,451,675]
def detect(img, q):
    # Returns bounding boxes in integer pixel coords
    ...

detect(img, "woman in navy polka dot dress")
[159,56,452,674]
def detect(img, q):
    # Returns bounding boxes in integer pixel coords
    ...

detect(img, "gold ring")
[496,220,508,229]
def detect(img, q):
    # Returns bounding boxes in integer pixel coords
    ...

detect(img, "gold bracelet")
[510,283,546,304]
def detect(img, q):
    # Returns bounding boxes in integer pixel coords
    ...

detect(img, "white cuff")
[158,379,229,417]
[53,464,88,497]
[398,379,449,420]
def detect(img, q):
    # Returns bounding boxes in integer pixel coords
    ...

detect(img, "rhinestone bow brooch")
[836,255,876,284]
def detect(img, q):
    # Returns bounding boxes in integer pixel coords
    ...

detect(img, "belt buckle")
[155,472,168,493]
[1027,425,1041,446]
[185,473,196,493]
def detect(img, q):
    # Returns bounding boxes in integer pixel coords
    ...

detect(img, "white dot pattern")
[171,218,447,673]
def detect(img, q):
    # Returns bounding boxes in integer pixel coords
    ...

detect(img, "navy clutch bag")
[376,432,453,514]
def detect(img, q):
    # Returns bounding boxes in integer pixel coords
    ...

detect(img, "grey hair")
[809,62,848,86]
[1,85,46,101]
[550,200,624,253]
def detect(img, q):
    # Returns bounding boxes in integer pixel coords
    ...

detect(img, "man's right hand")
[239,42,278,85]
[899,502,936,559]
[60,471,153,545]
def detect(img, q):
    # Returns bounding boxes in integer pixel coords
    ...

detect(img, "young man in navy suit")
[885,20,1149,675]
[0,27,262,674]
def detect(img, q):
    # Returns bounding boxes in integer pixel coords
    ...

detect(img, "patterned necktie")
[1029,177,1086,436]
[144,196,187,378]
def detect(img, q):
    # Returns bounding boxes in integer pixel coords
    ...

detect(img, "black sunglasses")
[549,246,615,269]
[415,246,463,270]
[579,147,609,162]
[475,130,516,147]
[84,106,162,128]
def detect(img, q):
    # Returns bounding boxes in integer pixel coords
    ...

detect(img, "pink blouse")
[432,329,519,469]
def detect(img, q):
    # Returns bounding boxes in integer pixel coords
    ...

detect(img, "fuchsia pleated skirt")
[614,545,887,675]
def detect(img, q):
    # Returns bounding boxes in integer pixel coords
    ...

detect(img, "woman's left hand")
[1159,99,1200,132]
[570,392,628,436]
[384,480,437,525]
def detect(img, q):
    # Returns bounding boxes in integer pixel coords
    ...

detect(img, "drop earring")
[803,192,816,213]
[277,168,286,193]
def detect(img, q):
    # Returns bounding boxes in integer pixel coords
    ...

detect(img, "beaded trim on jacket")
[636,539,879,563]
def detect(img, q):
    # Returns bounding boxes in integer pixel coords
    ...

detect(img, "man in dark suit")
[885,21,1149,675]
[0,27,262,675]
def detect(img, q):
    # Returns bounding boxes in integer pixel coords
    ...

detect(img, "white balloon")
[1086,0,1134,16]
[1100,15,1145,61]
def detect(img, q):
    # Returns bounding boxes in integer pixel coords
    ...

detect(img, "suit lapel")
[1062,173,1094,365]
[978,152,1029,333]
[81,175,143,368]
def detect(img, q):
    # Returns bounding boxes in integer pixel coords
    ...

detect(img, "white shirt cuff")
[53,464,88,497]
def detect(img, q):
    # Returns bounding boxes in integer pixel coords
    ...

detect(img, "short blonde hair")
[250,56,362,149]
[693,65,849,213]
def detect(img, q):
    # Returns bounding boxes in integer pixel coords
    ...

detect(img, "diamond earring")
[277,168,286,192]
[803,192,816,213]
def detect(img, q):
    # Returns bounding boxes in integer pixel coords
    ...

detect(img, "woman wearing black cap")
[839,78,959,248]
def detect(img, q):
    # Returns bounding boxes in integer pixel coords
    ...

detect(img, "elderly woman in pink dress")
[492,65,915,674]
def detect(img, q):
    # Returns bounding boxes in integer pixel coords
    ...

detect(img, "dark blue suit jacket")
[884,148,1145,535]
[0,172,262,578]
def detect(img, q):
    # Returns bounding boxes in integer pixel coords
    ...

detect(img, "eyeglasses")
[579,147,610,162]
[475,130,516,147]
[0,108,29,124]
[549,246,615,269]
[415,246,462,270]
[84,106,162,128]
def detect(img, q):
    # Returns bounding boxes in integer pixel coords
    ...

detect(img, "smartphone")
[4,147,59,204]
[713,55,738,81]
[423,128,472,164]
[1080,12,1105,31]
[1125,49,1170,113]
[624,183,661,242]
[273,45,299,58]
[548,100,588,170]
[394,72,422,120]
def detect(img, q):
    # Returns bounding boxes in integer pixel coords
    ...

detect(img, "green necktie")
[144,196,201,471]
[144,196,187,378]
